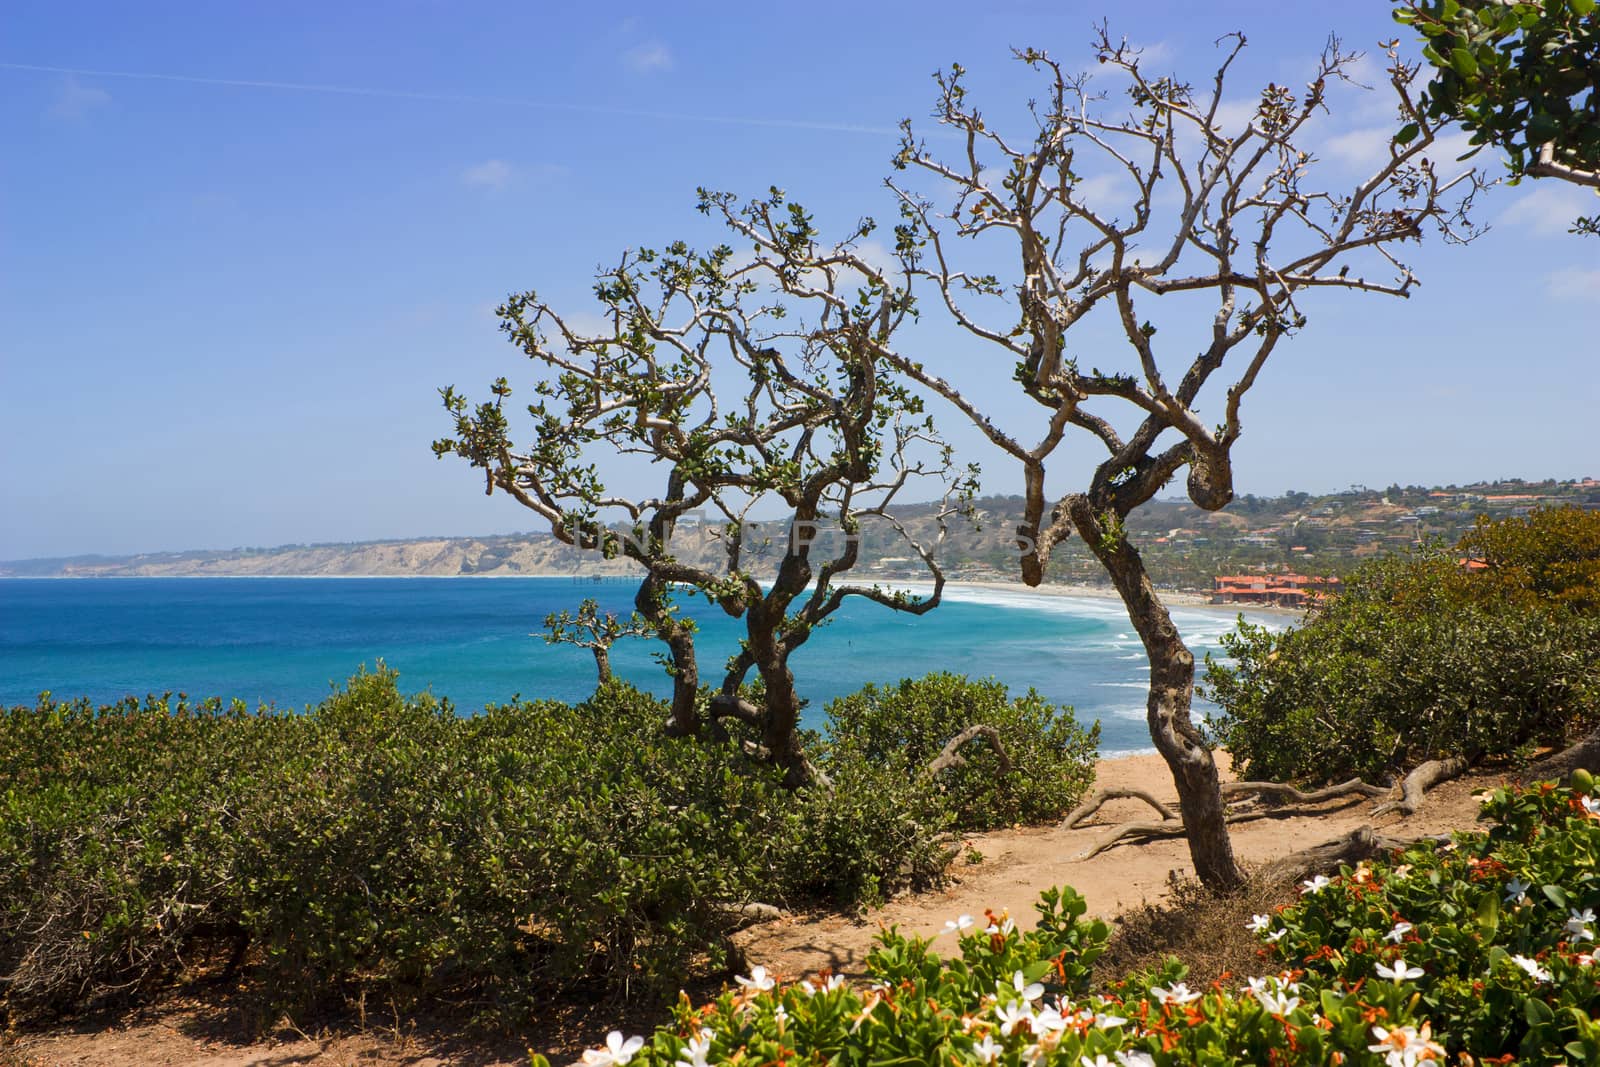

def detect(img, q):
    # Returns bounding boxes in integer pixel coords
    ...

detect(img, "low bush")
[0,667,1098,1024]
[1,671,793,1021]
[1254,771,1600,1064]
[560,777,1600,1066]
[823,673,1100,830]
[1204,508,1600,784]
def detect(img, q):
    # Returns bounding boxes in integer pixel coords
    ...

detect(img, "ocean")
[0,577,1280,756]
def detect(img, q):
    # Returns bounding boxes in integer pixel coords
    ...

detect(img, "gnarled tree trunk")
[1067,496,1242,889]
[637,575,701,738]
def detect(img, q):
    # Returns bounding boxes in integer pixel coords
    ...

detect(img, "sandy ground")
[6,751,1490,1067]
[948,579,1306,618]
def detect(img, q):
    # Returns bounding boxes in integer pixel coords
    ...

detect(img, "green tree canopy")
[1397,0,1600,230]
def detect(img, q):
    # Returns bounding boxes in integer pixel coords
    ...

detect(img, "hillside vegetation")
[5,477,1596,591]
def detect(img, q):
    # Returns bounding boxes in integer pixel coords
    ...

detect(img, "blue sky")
[2,1,1596,560]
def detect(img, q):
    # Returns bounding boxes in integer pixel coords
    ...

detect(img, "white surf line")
[0,61,898,136]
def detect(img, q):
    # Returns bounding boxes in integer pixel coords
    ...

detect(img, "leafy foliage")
[1397,0,1599,231]
[1203,508,1600,784]
[562,779,1600,1066]
[1258,773,1600,1064]
[824,673,1100,830]
[0,668,1096,1022]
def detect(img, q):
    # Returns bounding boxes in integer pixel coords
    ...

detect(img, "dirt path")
[733,751,1488,980]
[5,753,1493,1067]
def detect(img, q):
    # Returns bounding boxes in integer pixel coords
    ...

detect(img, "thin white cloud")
[1547,267,1600,300]
[1319,126,1478,177]
[1210,97,1259,137]
[623,41,673,75]
[1501,183,1598,237]
[0,61,893,136]
[1322,125,1391,169]
[1089,39,1177,80]
[47,76,110,120]
[461,159,514,189]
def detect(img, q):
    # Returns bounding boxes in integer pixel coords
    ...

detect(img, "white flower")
[583,1031,645,1067]
[1368,1023,1445,1065]
[1505,877,1531,903]
[1081,1057,1115,1067]
[985,915,1018,936]
[794,972,845,997]
[1512,953,1552,982]
[772,1004,788,1028]
[1003,969,1045,1003]
[1567,908,1597,941]
[1374,957,1425,983]
[734,965,775,992]
[675,1031,712,1067]
[1032,1005,1067,1033]
[970,1034,1003,1064]
[1583,796,1600,816]
[1246,913,1271,933]
[1094,1009,1129,1028]
[995,999,1034,1036]
[1117,1053,1157,1067]
[1150,981,1202,1006]
[1385,921,1414,943]
[1264,928,1288,943]
[944,914,976,934]
[1578,951,1597,966]
[1256,987,1300,1016]
[1300,875,1333,895]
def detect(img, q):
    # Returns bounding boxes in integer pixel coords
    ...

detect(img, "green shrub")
[1255,774,1600,1064]
[1204,530,1600,784]
[557,780,1600,1066]
[823,673,1100,830]
[0,669,965,1022]
[552,881,1442,1067]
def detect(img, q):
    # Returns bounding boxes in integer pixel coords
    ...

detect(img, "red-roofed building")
[1212,572,1342,607]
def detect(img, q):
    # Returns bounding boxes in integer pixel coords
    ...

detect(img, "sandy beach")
[948,578,1307,618]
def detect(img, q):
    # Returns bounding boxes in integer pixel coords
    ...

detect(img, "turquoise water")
[0,577,1276,755]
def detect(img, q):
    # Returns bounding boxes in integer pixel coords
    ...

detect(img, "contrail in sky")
[0,61,900,136]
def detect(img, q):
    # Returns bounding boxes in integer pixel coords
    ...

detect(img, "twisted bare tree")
[863,30,1483,886]
[435,209,973,786]
[542,598,652,685]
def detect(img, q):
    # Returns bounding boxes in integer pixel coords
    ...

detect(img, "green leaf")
[1572,0,1596,16]
[1450,47,1480,77]
[1527,996,1555,1026]
[1395,123,1421,146]
[1476,891,1500,935]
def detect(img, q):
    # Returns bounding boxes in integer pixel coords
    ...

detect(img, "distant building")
[1211,572,1342,608]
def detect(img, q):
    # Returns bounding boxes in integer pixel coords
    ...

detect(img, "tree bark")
[592,646,612,685]
[1066,495,1243,889]
[637,575,701,738]
[746,593,815,789]
[1372,756,1470,817]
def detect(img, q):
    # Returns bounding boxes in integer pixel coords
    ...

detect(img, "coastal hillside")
[6,476,1595,588]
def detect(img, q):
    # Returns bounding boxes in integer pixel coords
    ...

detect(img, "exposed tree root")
[1063,788,1177,829]
[1372,757,1471,817]
[1259,826,1429,887]
[715,902,785,929]
[1527,727,1600,780]
[1222,778,1389,804]
[924,724,1012,780]
[1070,778,1388,859]
[1077,819,1186,858]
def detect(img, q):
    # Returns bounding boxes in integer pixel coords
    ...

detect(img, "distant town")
[4,476,1596,596]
